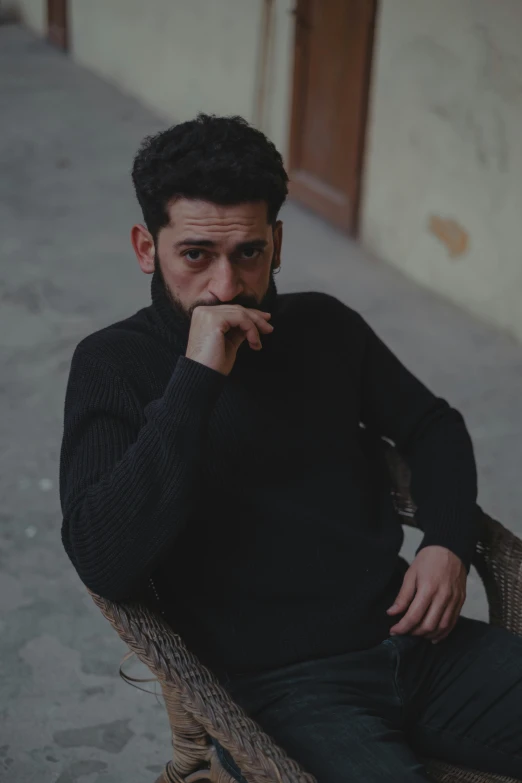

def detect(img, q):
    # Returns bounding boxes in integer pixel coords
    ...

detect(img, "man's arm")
[60,351,225,602]
[356,312,479,641]
[61,304,273,603]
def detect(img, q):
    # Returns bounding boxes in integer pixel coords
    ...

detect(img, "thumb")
[387,570,417,615]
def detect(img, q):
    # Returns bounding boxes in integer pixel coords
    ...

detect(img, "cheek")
[158,252,194,284]
[237,263,271,296]
[164,265,210,300]
[245,256,273,281]
[255,262,273,288]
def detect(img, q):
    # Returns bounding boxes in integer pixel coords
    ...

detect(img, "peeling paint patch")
[428,215,469,258]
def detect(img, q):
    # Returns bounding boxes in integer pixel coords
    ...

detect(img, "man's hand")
[186,304,273,376]
[387,546,467,643]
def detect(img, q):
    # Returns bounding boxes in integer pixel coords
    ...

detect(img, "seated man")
[60,114,522,781]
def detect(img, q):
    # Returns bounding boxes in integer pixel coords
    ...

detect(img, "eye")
[184,249,206,262]
[240,248,261,260]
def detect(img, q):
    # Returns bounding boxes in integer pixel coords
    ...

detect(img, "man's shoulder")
[71,306,163,375]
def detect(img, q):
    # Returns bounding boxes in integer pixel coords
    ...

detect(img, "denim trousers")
[222,618,522,781]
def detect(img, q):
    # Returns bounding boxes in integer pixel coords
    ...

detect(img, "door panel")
[48,0,68,50]
[289,0,377,233]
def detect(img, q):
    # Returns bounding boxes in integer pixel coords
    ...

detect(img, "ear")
[272,220,283,270]
[131,224,155,275]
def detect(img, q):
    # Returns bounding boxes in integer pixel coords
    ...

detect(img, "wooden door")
[47,0,68,50]
[289,0,377,234]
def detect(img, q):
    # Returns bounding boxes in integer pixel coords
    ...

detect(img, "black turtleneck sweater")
[60,273,478,675]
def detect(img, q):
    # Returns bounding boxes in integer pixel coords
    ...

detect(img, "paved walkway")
[1,24,521,783]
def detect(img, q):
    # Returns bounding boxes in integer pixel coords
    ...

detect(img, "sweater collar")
[150,269,279,351]
[150,270,191,348]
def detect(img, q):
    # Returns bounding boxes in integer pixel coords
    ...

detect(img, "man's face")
[134,199,282,317]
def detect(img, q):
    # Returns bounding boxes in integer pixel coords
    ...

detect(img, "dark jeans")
[222,618,522,781]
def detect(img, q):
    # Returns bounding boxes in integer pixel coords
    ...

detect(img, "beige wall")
[362,0,522,341]
[69,0,294,159]
[15,1,522,340]
[16,0,45,35]
[255,0,295,158]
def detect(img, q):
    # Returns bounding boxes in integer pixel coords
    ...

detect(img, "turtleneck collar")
[150,270,191,349]
[150,269,279,353]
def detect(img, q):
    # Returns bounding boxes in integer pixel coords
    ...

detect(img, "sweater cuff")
[415,506,480,573]
[149,356,226,433]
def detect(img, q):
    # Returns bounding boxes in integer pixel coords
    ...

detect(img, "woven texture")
[91,448,522,782]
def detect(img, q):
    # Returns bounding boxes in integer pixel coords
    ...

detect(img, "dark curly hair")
[131,114,289,240]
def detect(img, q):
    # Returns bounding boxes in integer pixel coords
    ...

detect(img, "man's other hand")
[387,546,467,643]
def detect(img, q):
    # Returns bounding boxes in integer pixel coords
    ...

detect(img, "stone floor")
[1,23,521,783]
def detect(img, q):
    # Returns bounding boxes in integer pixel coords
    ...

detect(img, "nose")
[209,257,243,303]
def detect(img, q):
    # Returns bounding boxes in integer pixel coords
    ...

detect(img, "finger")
[429,612,455,644]
[390,589,432,635]
[430,598,463,644]
[239,313,277,344]
[245,311,274,334]
[223,306,273,325]
[412,592,450,637]
[226,327,248,351]
[227,311,273,340]
[242,318,263,349]
[254,319,274,335]
[222,313,262,349]
[230,307,271,319]
[387,571,417,615]
[241,315,275,349]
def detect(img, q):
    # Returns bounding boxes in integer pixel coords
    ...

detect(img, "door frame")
[288,0,378,236]
[47,0,68,51]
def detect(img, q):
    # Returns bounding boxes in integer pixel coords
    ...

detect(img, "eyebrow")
[175,238,268,252]
[175,239,216,248]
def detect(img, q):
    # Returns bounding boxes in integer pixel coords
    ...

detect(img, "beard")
[154,251,278,324]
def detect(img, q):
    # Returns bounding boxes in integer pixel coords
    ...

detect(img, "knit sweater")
[60,272,478,675]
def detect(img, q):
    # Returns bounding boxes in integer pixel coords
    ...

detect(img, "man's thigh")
[225,659,431,782]
[247,700,430,782]
[403,617,522,779]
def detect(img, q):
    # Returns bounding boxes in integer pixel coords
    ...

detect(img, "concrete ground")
[1,23,522,783]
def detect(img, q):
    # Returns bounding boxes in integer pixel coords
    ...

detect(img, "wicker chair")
[90,449,522,783]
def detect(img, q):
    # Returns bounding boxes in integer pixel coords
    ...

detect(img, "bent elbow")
[61,516,142,604]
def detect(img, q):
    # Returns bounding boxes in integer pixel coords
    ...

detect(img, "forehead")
[165,199,270,239]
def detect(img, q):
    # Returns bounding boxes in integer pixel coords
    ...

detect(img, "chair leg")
[153,748,237,783]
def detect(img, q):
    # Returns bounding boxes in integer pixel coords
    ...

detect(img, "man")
[60,114,522,781]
